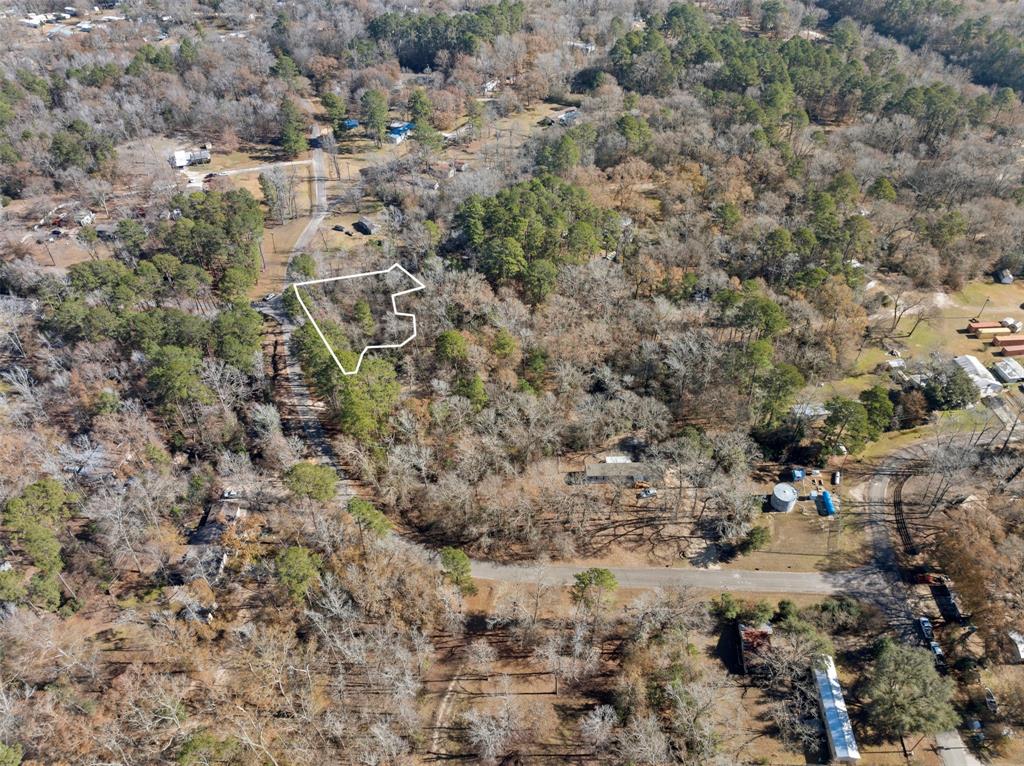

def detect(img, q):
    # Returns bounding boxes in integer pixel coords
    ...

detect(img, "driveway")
[292,124,328,254]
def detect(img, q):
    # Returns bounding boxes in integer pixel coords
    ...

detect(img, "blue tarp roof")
[814,656,860,763]
[819,490,836,516]
[341,118,359,129]
[388,121,414,135]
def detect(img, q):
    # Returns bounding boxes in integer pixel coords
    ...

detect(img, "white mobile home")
[814,656,860,764]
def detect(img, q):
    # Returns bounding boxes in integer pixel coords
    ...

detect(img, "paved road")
[471,560,884,595]
[934,730,983,766]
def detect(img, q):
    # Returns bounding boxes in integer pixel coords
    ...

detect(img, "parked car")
[929,640,946,669]
[221,489,241,500]
[985,687,998,714]
[831,471,842,486]
[332,224,347,232]
[263,293,278,302]
[914,572,947,585]
[917,616,935,641]
[637,487,657,500]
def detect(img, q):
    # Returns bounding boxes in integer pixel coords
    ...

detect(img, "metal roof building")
[994,357,1024,383]
[954,355,1003,397]
[814,655,861,764]
[582,461,662,483]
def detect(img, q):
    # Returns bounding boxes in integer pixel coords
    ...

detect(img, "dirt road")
[866,447,984,766]
[292,124,328,254]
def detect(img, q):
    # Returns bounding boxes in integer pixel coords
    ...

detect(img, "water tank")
[820,490,837,516]
[770,482,798,512]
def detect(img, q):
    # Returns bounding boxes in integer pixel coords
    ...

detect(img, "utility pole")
[977,295,991,320]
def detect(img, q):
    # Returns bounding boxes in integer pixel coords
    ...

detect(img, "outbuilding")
[582,461,663,484]
[966,321,1002,333]
[353,218,376,235]
[169,148,211,168]
[387,121,414,144]
[994,358,1024,383]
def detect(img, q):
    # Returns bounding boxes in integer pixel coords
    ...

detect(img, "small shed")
[353,218,376,235]
[558,108,581,126]
[387,121,414,144]
[94,222,118,241]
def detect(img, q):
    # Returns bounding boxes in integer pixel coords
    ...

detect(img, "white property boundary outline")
[291,263,425,376]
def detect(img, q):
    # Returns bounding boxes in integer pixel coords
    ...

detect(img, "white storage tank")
[770,482,798,512]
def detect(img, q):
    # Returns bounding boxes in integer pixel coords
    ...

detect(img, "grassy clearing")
[859,407,999,461]
[726,507,868,573]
